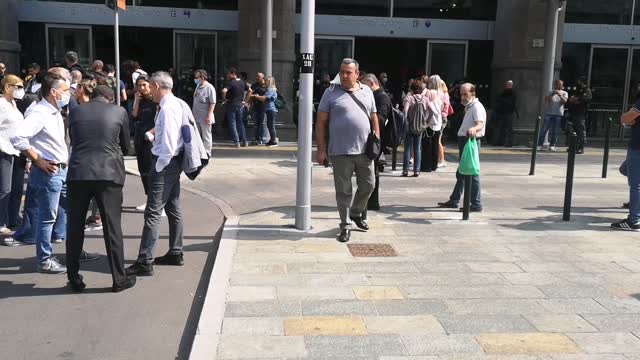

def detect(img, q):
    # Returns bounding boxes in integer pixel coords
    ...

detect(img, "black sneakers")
[154,252,184,266]
[126,262,154,276]
[611,219,640,232]
[437,200,458,208]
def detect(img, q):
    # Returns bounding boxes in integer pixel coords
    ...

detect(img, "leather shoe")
[349,216,369,231]
[112,276,136,293]
[154,252,184,266]
[437,200,458,208]
[337,229,351,243]
[125,262,154,276]
[67,273,86,292]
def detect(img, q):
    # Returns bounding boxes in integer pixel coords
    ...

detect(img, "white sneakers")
[549,146,557,152]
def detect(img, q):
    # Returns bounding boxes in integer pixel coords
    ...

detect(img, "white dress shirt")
[0,97,24,156]
[11,99,69,164]
[152,93,184,172]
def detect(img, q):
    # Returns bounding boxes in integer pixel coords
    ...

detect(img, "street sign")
[106,0,126,11]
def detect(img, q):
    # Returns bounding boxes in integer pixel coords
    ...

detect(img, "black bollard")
[602,117,612,179]
[392,146,398,171]
[462,175,472,221]
[530,116,543,176]
[563,132,577,221]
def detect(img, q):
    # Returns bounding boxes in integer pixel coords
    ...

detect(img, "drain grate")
[347,244,398,257]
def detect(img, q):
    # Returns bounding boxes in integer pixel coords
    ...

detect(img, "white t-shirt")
[457,98,487,138]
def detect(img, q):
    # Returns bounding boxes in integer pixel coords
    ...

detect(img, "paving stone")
[364,315,445,335]
[476,333,581,354]
[437,315,537,333]
[538,285,612,299]
[439,356,552,360]
[445,299,547,315]
[277,286,356,300]
[537,299,610,315]
[365,273,450,286]
[224,301,302,317]
[618,261,640,272]
[401,334,484,355]
[465,262,524,273]
[296,242,345,253]
[595,299,640,314]
[581,314,640,332]
[221,317,284,335]
[217,335,308,359]
[232,263,288,274]
[571,262,632,273]
[301,300,378,316]
[567,333,640,353]
[378,356,439,360]
[403,285,545,299]
[516,262,581,273]
[353,286,405,300]
[524,315,598,333]
[284,316,367,336]
[346,262,420,273]
[303,274,369,287]
[414,262,472,273]
[287,262,348,274]
[230,274,306,286]
[374,300,448,316]
[304,335,406,357]
[550,355,629,360]
[227,286,277,302]
[446,273,510,285]
[502,273,563,286]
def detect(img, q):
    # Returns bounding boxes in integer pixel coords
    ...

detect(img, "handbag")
[346,90,381,160]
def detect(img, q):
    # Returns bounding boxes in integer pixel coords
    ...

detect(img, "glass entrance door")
[426,41,467,84]
[45,25,92,69]
[174,31,217,102]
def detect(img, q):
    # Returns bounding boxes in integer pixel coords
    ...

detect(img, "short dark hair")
[136,74,151,85]
[95,84,114,102]
[65,51,79,64]
[28,63,40,71]
[194,69,209,80]
[41,73,67,98]
[104,64,115,73]
[227,67,237,75]
[410,79,424,95]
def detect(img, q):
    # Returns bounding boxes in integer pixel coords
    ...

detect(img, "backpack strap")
[345,89,373,132]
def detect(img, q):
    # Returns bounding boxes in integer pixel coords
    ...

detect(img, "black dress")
[134,99,157,194]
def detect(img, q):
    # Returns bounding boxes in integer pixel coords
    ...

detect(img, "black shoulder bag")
[346,91,381,160]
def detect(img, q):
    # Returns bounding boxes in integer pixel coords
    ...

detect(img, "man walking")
[437,83,487,212]
[192,69,216,155]
[127,72,185,276]
[568,76,592,154]
[316,58,380,243]
[66,85,136,292]
[538,79,568,151]
[249,72,267,145]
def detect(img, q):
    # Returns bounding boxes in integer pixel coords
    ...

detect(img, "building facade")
[1,0,637,143]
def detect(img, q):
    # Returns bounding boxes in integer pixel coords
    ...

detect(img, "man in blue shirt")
[612,100,640,231]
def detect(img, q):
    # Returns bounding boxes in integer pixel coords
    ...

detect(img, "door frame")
[425,40,468,78]
[173,30,218,84]
[44,24,93,69]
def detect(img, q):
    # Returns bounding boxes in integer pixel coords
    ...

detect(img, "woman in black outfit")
[131,74,157,211]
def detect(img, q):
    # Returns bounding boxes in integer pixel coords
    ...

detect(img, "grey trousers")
[330,154,375,229]
[196,121,213,155]
[137,155,184,264]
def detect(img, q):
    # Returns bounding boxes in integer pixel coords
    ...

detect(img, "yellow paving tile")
[353,286,405,300]
[284,316,368,336]
[476,333,581,354]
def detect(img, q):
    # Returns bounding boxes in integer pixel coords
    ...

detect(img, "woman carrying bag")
[402,80,430,177]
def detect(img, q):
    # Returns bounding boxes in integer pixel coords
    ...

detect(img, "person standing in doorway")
[192,69,216,155]
[494,80,518,147]
[568,76,592,154]
[222,68,249,147]
[538,79,568,152]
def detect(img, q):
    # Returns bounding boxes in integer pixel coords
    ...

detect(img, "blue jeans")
[627,148,640,223]
[8,155,26,227]
[227,104,248,144]
[253,108,265,143]
[403,133,422,174]
[538,114,563,147]
[450,136,482,208]
[27,167,67,263]
[266,110,277,142]
[14,180,66,243]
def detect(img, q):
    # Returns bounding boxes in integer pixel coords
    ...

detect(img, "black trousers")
[66,180,126,287]
[421,130,440,172]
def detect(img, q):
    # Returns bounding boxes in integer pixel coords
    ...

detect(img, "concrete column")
[491,0,565,145]
[0,0,22,75]
[238,0,296,135]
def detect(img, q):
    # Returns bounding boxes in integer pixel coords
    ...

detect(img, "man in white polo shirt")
[438,83,487,212]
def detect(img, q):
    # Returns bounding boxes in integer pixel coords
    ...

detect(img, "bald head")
[70,70,82,84]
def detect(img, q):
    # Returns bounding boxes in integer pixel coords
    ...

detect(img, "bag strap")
[345,89,373,132]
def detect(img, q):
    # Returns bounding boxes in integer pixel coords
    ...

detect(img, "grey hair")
[341,58,359,70]
[428,75,442,91]
[65,51,79,63]
[151,71,174,90]
[460,82,476,94]
[360,73,379,86]
[70,70,82,83]
[48,67,71,82]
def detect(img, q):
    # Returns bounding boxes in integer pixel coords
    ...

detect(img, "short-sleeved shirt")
[265,89,278,113]
[224,79,249,106]
[251,82,267,111]
[630,100,640,150]
[457,98,487,138]
[545,90,568,116]
[318,82,377,156]
[192,82,217,123]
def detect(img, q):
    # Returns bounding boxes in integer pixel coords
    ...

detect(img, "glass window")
[31,0,238,10]
[217,31,238,90]
[466,40,493,105]
[19,22,47,73]
[394,0,497,20]
[565,0,632,25]
[47,26,92,68]
[560,43,591,89]
[296,0,389,17]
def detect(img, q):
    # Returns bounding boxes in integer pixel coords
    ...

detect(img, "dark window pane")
[559,43,591,88]
[296,0,389,17]
[33,0,238,10]
[566,0,631,25]
[394,0,497,20]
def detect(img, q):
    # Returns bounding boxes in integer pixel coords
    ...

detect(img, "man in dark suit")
[66,85,136,292]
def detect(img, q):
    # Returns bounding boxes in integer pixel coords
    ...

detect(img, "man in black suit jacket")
[66,85,136,292]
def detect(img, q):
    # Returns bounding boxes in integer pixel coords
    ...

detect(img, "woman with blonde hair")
[263,76,279,146]
[0,75,26,233]
[429,75,451,168]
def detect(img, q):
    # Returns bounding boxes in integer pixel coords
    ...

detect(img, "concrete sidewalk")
[191,144,640,359]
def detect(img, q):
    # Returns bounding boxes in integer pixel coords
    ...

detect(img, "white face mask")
[13,88,25,100]
[53,88,70,109]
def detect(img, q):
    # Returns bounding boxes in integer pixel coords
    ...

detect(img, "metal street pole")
[114,5,121,106]
[262,0,273,77]
[295,0,315,230]
[541,0,561,111]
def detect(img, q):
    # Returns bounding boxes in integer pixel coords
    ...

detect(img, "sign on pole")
[105,0,126,10]
[117,0,126,10]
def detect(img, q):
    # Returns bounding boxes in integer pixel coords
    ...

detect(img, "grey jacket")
[177,98,209,179]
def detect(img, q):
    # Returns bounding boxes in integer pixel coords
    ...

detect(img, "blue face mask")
[194,79,201,86]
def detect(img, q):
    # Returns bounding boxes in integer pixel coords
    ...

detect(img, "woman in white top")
[429,75,451,168]
[0,75,26,233]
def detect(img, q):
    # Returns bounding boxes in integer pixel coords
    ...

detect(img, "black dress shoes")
[349,216,369,231]
[437,200,459,208]
[67,273,86,292]
[337,229,351,243]
[112,276,137,293]
[125,262,154,276]
[154,252,184,266]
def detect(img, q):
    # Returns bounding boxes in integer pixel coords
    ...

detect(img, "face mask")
[13,88,25,100]
[54,89,70,109]
[194,79,201,86]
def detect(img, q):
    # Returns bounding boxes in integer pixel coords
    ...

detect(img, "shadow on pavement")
[499,214,621,232]
[524,205,627,214]
[0,280,112,299]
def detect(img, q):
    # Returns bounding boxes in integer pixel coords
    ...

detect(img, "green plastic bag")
[458,138,480,176]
